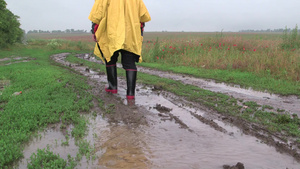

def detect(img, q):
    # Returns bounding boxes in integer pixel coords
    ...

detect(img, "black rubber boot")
[126,70,137,99]
[105,65,117,94]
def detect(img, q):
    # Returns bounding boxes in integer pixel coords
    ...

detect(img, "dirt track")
[18,53,300,168]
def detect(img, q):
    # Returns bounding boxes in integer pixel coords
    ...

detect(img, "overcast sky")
[6,0,300,32]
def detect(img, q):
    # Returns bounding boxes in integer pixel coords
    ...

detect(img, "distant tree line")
[27,29,88,34]
[0,0,23,48]
[239,27,299,33]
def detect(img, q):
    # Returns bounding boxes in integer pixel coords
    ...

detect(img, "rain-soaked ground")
[15,53,300,168]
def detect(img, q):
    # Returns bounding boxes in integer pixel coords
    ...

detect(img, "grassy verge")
[0,47,94,168]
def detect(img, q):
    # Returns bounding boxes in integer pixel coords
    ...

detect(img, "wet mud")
[15,53,300,168]
[0,56,34,66]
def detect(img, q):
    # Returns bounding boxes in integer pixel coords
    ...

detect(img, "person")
[88,0,151,100]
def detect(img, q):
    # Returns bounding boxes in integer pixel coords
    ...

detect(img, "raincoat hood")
[88,0,151,63]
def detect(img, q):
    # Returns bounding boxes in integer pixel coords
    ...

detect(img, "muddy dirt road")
[18,53,300,168]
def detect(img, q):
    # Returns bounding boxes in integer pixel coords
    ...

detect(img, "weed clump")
[27,146,76,169]
[281,25,300,49]
[47,39,62,49]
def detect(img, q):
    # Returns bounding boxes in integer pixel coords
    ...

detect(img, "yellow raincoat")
[88,0,151,63]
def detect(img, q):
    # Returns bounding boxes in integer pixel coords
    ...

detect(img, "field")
[0,32,300,168]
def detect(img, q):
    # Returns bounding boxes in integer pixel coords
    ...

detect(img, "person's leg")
[120,50,139,99]
[105,51,119,94]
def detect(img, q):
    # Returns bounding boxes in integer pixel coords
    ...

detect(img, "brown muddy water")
[15,53,300,168]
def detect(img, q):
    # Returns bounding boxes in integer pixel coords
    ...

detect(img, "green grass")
[76,139,95,161]
[0,47,93,167]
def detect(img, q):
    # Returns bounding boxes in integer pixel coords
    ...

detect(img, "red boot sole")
[105,88,118,94]
[126,95,135,100]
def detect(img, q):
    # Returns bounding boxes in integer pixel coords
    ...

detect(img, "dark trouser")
[105,50,139,70]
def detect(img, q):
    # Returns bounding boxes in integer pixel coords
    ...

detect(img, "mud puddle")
[90,103,300,169]
[0,56,33,66]
[17,98,299,168]
[28,53,298,168]
[132,94,299,168]
[16,123,98,169]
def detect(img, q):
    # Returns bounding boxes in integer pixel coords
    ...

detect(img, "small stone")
[223,162,244,169]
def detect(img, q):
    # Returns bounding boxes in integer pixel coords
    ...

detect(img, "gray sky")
[6,0,300,32]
